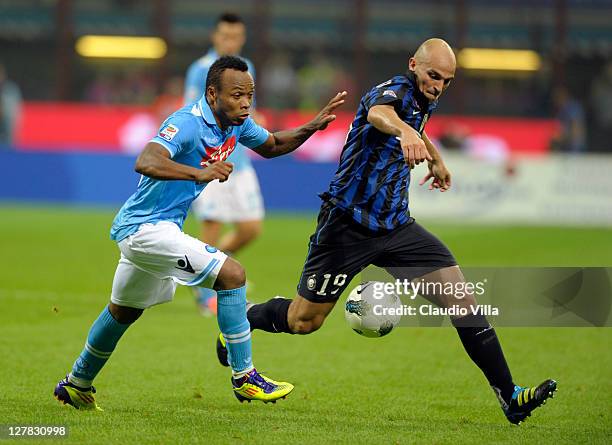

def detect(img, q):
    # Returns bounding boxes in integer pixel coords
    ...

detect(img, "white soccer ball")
[344,281,403,338]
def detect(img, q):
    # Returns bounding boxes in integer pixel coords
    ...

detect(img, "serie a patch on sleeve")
[159,124,180,141]
[383,89,397,98]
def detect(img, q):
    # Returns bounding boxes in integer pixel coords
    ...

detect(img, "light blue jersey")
[184,48,256,172]
[110,97,270,242]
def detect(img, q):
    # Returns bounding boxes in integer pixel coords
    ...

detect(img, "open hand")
[419,162,451,192]
[310,91,348,130]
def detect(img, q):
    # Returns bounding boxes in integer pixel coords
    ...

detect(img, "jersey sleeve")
[184,63,206,104]
[238,116,270,149]
[150,113,198,158]
[363,79,408,112]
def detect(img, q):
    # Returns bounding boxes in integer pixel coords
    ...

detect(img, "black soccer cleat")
[216,332,229,367]
[503,379,557,425]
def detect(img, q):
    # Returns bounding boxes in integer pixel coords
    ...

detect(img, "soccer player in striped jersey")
[217,39,557,424]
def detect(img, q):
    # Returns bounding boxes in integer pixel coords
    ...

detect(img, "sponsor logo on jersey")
[200,135,237,167]
[160,124,179,141]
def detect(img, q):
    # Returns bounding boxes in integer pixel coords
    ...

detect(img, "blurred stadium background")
[1,1,611,444]
[1,0,611,220]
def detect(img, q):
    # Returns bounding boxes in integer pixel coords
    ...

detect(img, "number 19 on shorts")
[314,273,348,296]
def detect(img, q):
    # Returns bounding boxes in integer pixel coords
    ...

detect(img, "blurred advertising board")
[1,150,610,226]
[15,102,559,158]
[410,153,612,226]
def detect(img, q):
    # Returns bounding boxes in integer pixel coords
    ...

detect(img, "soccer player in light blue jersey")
[54,55,347,410]
[185,12,265,315]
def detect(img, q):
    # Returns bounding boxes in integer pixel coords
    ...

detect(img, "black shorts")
[297,201,457,303]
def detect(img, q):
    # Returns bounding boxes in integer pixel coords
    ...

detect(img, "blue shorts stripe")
[187,258,220,286]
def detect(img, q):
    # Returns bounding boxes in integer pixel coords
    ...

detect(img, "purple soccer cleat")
[54,375,102,411]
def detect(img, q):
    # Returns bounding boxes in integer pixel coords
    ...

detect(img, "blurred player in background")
[550,86,586,153]
[0,63,22,147]
[216,39,557,425]
[54,56,347,410]
[185,12,265,315]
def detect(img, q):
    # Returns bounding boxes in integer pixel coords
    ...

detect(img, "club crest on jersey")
[307,274,317,291]
[200,135,237,167]
[159,124,179,141]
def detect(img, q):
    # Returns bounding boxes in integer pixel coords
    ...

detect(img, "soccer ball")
[344,281,403,338]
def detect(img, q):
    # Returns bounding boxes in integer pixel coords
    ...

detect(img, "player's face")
[212,22,246,56]
[209,69,254,127]
[409,56,455,102]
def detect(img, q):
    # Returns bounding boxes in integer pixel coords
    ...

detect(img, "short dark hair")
[206,55,249,91]
[216,12,243,26]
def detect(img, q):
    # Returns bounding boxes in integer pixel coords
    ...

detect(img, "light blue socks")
[216,285,253,378]
[69,306,131,388]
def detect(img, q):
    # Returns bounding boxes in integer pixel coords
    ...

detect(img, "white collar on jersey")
[196,96,218,127]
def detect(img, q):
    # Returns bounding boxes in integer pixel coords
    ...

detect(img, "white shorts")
[110,221,227,309]
[191,167,264,223]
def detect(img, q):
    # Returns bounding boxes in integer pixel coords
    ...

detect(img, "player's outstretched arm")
[135,142,233,183]
[251,91,347,158]
[367,104,432,169]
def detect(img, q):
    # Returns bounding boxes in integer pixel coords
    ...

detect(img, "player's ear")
[408,57,416,71]
[206,85,216,104]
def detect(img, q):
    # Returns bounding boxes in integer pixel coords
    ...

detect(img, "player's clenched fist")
[399,129,432,169]
[197,159,234,183]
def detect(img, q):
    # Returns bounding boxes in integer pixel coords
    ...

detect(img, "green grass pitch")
[0,205,610,444]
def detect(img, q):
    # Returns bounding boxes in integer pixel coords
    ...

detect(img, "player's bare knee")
[108,303,143,324]
[214,257,246,290]
[457,293,477,307]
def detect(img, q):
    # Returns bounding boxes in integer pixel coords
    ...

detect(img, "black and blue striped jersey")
[321,71,438,231]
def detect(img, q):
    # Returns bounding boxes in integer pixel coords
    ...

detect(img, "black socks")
[247,297,293,334]
[453,313,515,405]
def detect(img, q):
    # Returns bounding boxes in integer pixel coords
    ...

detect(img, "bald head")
[409,38,456,101]
[414,39,456,67]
